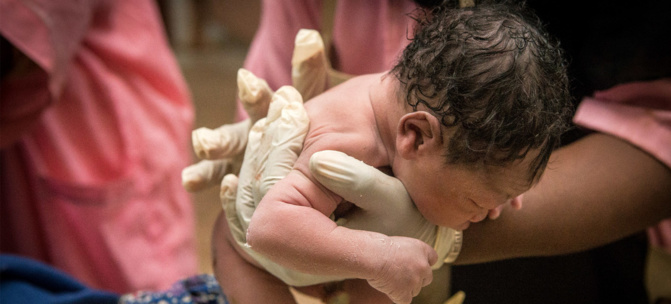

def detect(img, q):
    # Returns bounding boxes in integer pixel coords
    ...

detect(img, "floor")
[175,40,323,304]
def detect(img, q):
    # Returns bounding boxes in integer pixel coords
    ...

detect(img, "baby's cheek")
[416,200,449,226]
[428,200,471,228]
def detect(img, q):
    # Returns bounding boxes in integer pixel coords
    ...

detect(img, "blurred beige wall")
[159,0,260,48]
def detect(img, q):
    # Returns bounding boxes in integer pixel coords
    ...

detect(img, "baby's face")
[399,151,536,231]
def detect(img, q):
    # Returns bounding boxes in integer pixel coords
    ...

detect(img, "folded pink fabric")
[574,78,671,253]
[236,0,418,121]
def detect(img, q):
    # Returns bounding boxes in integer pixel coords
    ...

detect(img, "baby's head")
[389,1,573,229]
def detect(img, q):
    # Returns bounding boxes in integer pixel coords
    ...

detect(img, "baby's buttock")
[223,220,265,269]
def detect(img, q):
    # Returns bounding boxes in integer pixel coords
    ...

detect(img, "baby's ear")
[396,111,443,159]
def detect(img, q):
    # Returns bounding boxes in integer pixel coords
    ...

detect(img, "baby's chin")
[425,214,471,231]
[455,221,471,231]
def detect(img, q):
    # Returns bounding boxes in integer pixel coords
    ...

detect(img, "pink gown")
[0,0,197,293]
[573,78,671,253]
[236,0,419,121]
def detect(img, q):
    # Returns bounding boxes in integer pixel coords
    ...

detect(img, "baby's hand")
[367,236,437,304]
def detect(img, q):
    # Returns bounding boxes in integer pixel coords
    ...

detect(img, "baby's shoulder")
[301,123,388,171]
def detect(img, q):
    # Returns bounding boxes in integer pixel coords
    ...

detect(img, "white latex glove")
[309,150,463,269]
[220,87,347,286]
[183,29,342,193]
[182,69,273,192]
[292,29,351,102]
[234,85,310,231]
[291,29,329,102]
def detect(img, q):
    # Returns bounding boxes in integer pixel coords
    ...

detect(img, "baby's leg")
[294,280,392,303]
[338,279,394,303]
[212,212,297,303]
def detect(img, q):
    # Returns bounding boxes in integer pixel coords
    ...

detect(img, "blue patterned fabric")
[120,274,228,304]
[1,254,229,304]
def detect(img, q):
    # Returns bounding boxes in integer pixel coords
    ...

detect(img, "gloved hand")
[182,29,338,193]
[220,84,347,286]
[233,85,310,232]
[309,151,462,269]
[182,69,273,192]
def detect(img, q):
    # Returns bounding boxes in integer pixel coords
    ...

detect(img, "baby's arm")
[246,167,438,304]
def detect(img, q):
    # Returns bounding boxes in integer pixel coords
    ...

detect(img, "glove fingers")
[259,87,309,198]
[251,85,301,199]
[445,291,466,304]
[250,93,286,201]
[221,174,245,242]
[291,29,325,65]
[235,119,266,230]
[266,86,292,125]
[192,119,251,160]
[182,159,230,192]
[238,68,273,124]
[291,29,328,101]
[309,150,409,212]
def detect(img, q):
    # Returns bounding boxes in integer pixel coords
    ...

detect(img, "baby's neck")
[369,73,407,166]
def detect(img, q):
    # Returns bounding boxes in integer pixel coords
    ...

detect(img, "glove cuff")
[442,229,463,264]
[432,227,463,269]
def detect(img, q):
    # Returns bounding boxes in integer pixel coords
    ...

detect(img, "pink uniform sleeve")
[0,0,98,145]
[234,0,418,121]
[235,0,321,121]
[573,78,671,253]
[573,79,671,168]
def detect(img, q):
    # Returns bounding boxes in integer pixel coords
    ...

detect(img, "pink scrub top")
[0,0,197,293]
[573,79,671,253]
[235,0,419,121]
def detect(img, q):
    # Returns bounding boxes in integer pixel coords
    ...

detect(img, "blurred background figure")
[1,0,197,293]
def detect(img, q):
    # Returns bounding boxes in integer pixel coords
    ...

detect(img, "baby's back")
[299,74,390,174]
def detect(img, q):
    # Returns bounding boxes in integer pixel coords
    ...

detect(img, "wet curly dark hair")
[391,0,573,183]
